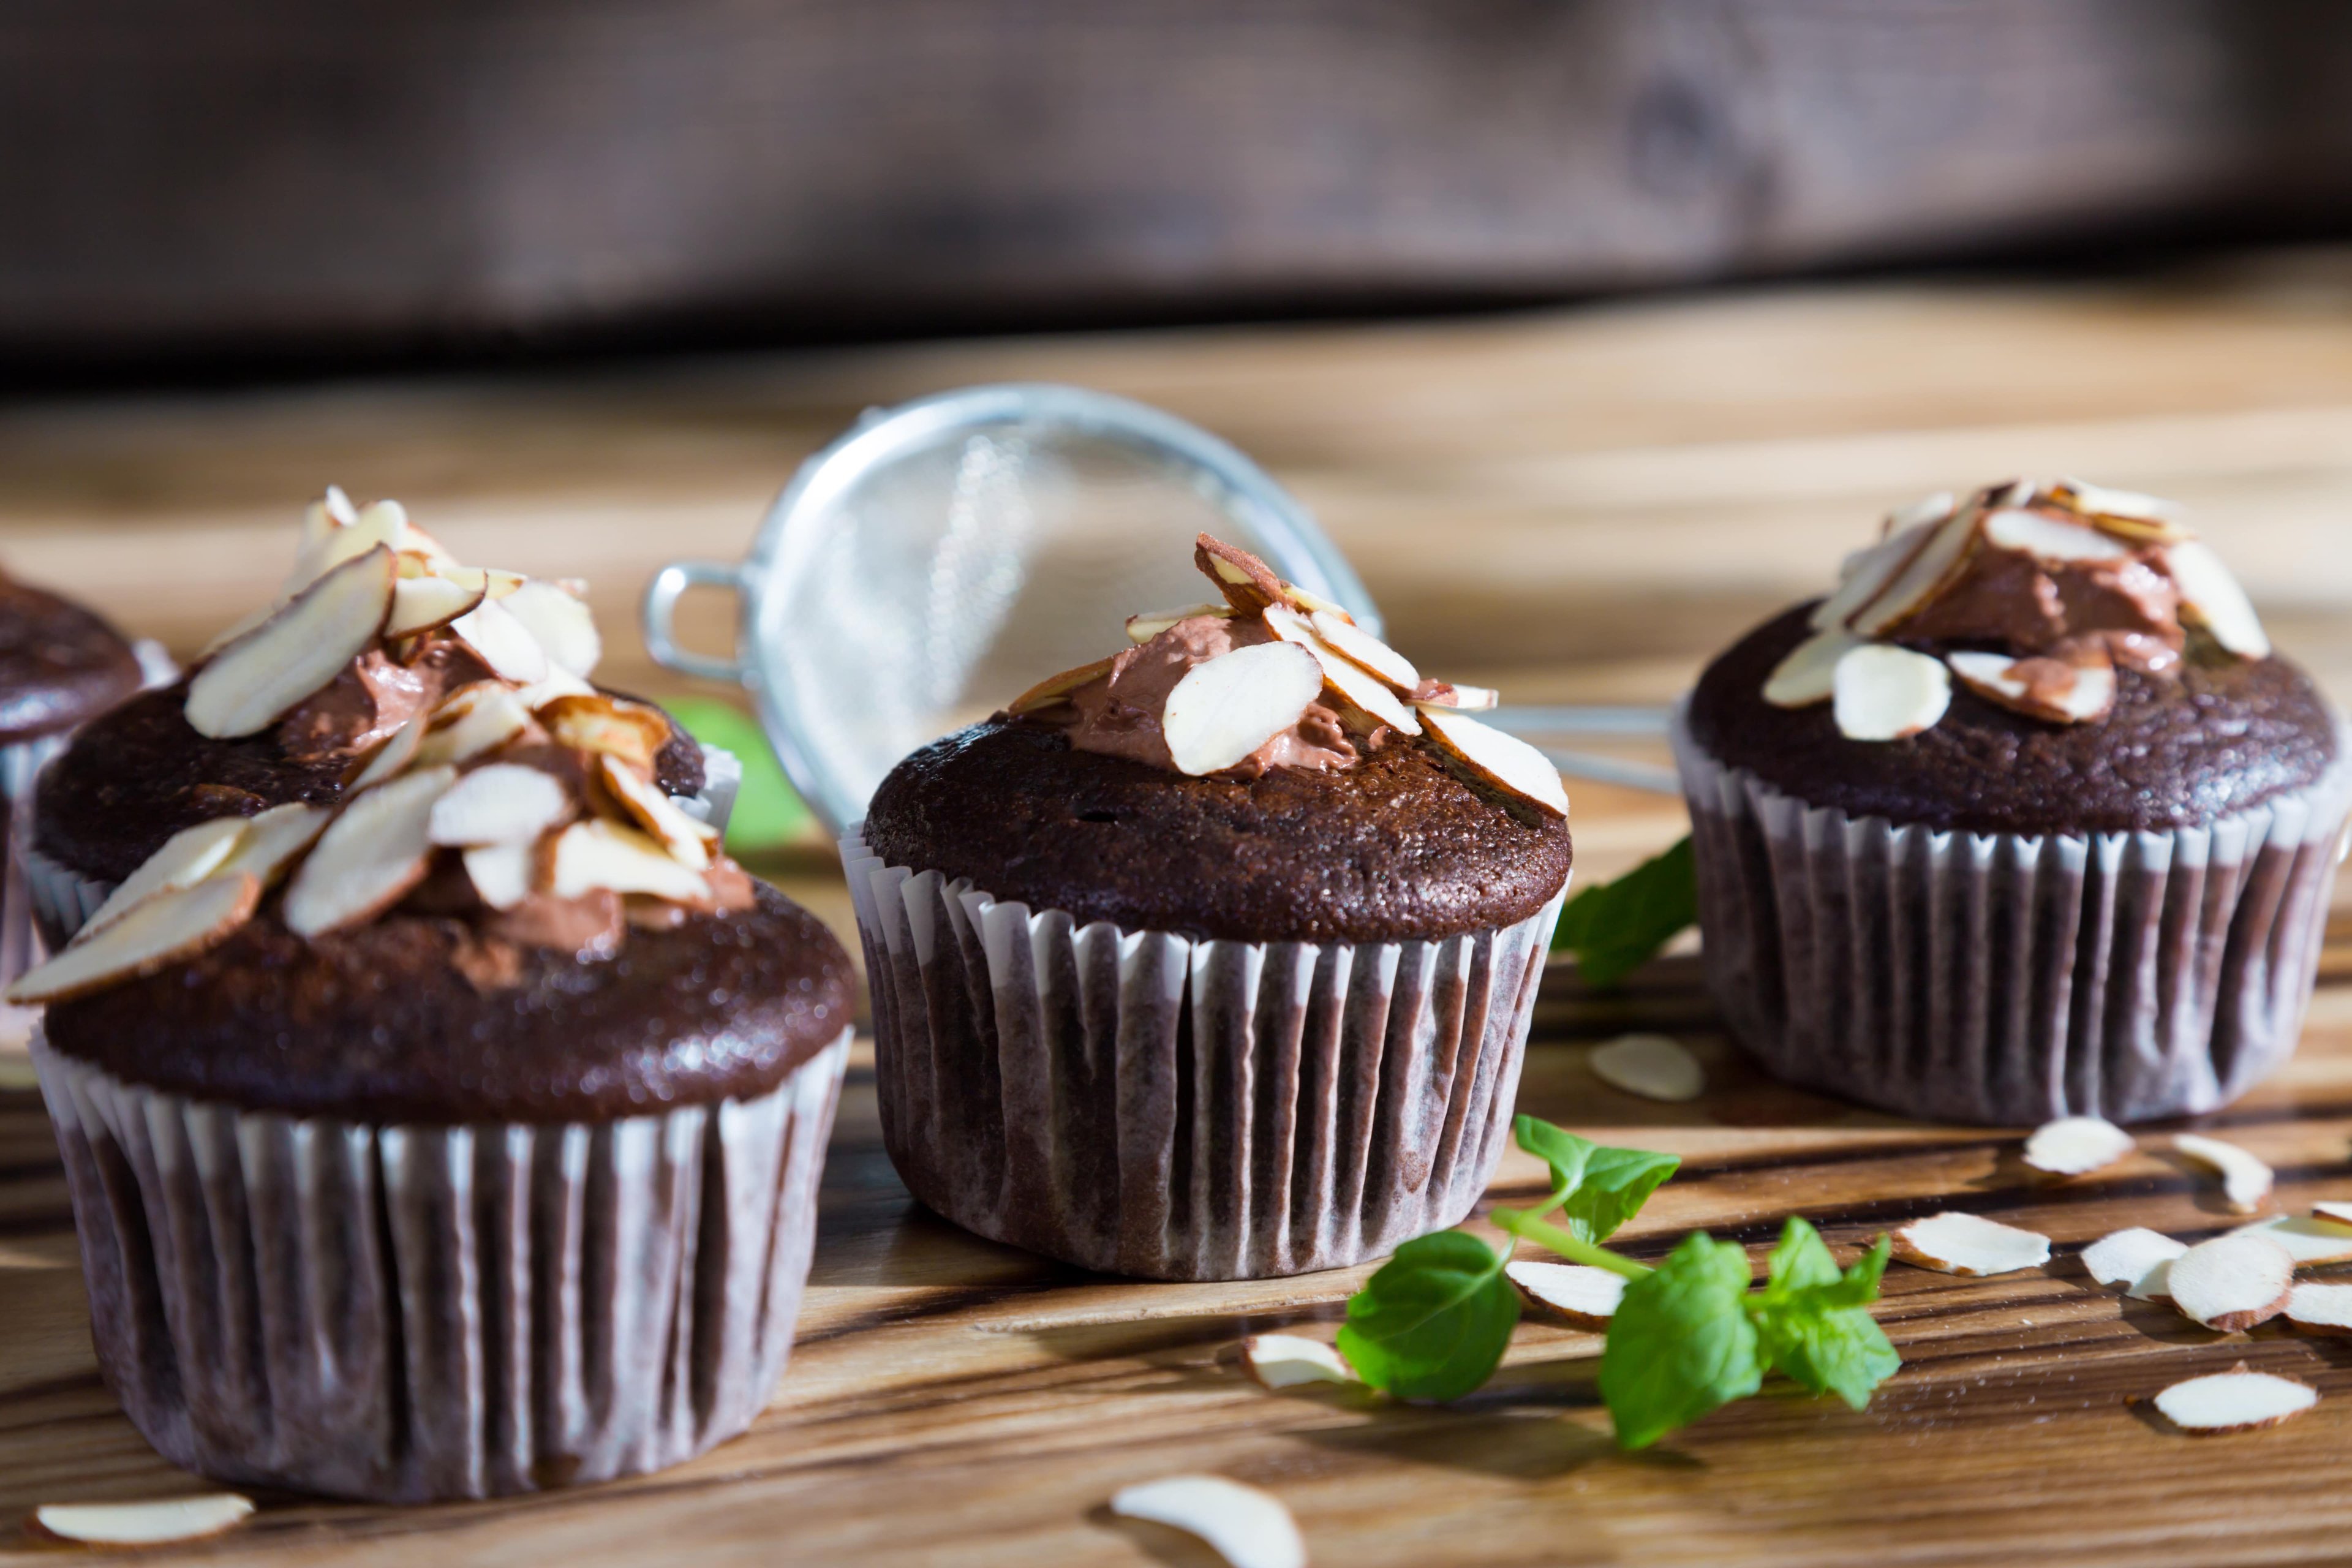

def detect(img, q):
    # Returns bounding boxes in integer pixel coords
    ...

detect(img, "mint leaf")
[1551,835,1697,989]
[1512,1115,1680,1245]
[1598,1232,1761,1449]
[1338,1232,1520,1402]
[660,696,815,853]
[1752,1222,1899,1411]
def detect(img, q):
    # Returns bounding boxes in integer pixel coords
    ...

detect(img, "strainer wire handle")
[644,561,751,685]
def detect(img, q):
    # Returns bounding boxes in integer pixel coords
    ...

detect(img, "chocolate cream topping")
[1893,519,2184,674]
[1054,614,1365,775]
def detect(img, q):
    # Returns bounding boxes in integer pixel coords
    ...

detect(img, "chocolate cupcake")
[1675,478,2350,1125]
[9,498,850,1502]
[0,571,144,982]
[846,536,1571,1281]
[25,489,728,945]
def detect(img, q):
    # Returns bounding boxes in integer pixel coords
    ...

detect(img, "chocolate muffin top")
[42,883,852,1123]
[1688,601,2339,835]
[0,576,141,747]
[866,717,1570,944]
[36,678,705,885]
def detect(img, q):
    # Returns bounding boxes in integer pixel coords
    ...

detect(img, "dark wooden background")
[13,1,2352,363]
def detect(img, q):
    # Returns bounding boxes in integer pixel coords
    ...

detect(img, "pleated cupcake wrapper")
[1671,702,2352,1125]
[1,732,75,987]
[20,743,742,949]
[841,827,1564,1281]
[34,1026,847,1502]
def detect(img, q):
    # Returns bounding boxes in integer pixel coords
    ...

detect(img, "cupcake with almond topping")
[846,535,1570,1281]
[24,488,722,947]
[10,513,848,1502]
[1675,478,2349,1125]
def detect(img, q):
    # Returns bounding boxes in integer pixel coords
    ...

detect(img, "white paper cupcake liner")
[0,732,74,986]
[20,744,742,950]
[840,827,1564,1281]
[1672,702,2352,1125]
[33,1026,847,1502]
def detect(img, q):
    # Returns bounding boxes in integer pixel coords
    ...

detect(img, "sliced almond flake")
[1108,1476,1305,1568]
[2128,1259,2180,1302]
[187,545,397,739]
[501,579,602,679]
[384,572,486,638]
[5,875,261,1006]
[1506,1260,1627,1330]
[77,817,248,938]
[2167,1233,2294,1332]
[1239,1334,1356,1389]
[1264,606,1420,735]
[428,764,573,849]
[1884,490,1958,534]
[545,820,710,903]
[2313,1201,2352,1228]
[464,842,537,911]
[1162,643,1324,775]
[2285,1281,2352,1336]
[514,665,598,711]
[2022,1115,2135,1178]
[449,597,549,685]
[1812,519,1936,631]
[1946,649,2118,726]
[1586,1033,1704,1102]
[2152,1365,2317,1433]
[538,693,672,769]
[1415,705,1568,817]
[415,688,530,768]
[281,767,456,939]
[2175,1133,2274,1213]
[27,1494,256,1548]
[1286,584,1351,619]
[598,754,717,869]
[1891,1212,2051,1276]
[284,496,408,592]
[2166,539,2271,660]
[1125,603,1233,644]
[351,714,425,789]
[1308,609,1419,691]
[1763,630,1861,708]
[1850,511,1978,636]
[1832,643,1951,742]
[211,802,332,890]
[1007,655,1118,715]
[2228,1215,2352,1268]
[1981,508,2132,562]
[2052,477,2190,541]
[2080,1227,2186,1289]
[1412,682,1498,711]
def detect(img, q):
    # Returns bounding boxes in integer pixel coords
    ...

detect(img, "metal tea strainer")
[643,382,1673,834]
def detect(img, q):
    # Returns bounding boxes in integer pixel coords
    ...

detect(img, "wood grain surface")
[6,266,2352,1562]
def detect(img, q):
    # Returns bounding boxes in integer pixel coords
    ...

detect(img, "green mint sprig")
[1550,835,1697,988]
[1337,1116,1899,1448]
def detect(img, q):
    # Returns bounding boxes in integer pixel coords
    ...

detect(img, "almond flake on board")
[1891,1212,2051,1276]
[1108,1476,1305,1568]
[281,767,455,938]
[1308,609,1419,691]
[1832,643,1951,741]
[5,875,262,1006]
[1239,1335,1356,1390]
[1507,1261,1627,1330]
[77,817,248,938]
[27,1494,256,1549]
[2150,1365,2317,1434]
[2079,1228,2187,1291]
[1160,642,1324,776]
[500,579,602,679]
[1763,630,1861,708]
[1945,650,2117,725]
[428,764,573,849]
[1415,705,1569,817]
[2285,1281,2352,1336]
[2165,539,2272,659]
[1125,603,1232,644]
[2174,1133,2274,1213]
[2166,1233,2294,1332]
[2228,1215,2352,1268]
[449,597,550,685]
[1586,1033,1705,1102]
[186,545,397,739]
[2022,1115,2135,1178]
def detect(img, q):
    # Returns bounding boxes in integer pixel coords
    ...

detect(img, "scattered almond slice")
[598,754,717,869]
[351,714,426,788]
[1981,508,2132,562]
[2128,1259,2180,1303]
[26,1494,256,1548]
[428,764,573,848]
[1891,1212,2051,1276]
[1763,630,1861,707]
[464,842,537,911]
[416,687,530,768]
[1586,1033,1704,1102]
[1506,1260,1627,1329]
[212,803,331,888]
[77,817,248,938]
[5,875,260,1006]
[2314,1201,2352,1228]
[187,545,397,739]
[1308,609,1418,691]
[2229,1215,2352,1268]
[1411,681,1498,711]
[1007,655,1118,716]
[2166,539,2272,660]
[501,579,602,678]
[2166,1233,2294,1331]
[2285,1281,2352,1336]
[2080,1227,2187,1289]
[545,820,711,902]
[1946,650,2117,725]
[1161,642,1325,776]
[1125,603,1232,643]
[2175,1133,2274,1213]
[1239,1334,1355,1389]
[1415,704,1569,818]
[2022,1114,2135,1178]
[1813,519,1937,631]
[2151,1365,2316,1434]
[282,767,455,938]
[1850,511,1978,635]
[1832,643,1951,741]
[1108,1476,1305,1568]
[538,693,672,769]
[1264,608,1420,735]
[384,572,486,638]
[449,597,550,685]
